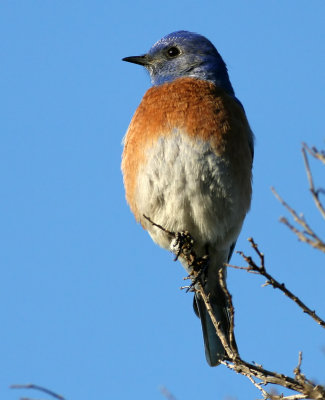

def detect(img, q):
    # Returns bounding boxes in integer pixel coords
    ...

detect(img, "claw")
[171,231,194,260]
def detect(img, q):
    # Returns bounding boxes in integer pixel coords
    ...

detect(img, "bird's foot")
[171,230,209,292]
[171,231,194,261]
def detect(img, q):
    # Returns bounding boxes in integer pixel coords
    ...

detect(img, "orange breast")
[121,77,253,220]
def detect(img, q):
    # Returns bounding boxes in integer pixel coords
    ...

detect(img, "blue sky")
[1,1,324,399]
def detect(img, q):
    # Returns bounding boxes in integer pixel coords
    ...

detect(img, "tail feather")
[194,291,231,366]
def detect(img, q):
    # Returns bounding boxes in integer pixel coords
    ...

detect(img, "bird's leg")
[188,250,209,290]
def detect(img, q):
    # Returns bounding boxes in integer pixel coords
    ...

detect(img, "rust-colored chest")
[122,77,253,220]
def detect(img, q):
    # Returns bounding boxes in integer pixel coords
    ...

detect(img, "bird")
[121,30,253,366]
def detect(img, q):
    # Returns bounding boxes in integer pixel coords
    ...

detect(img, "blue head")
[123,31,234,95]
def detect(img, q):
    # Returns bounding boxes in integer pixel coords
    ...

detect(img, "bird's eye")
[166,46,180,58]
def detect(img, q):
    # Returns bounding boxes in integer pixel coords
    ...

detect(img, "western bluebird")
[122,31,253,366]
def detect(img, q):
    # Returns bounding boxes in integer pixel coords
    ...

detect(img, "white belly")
[135,132,247,254]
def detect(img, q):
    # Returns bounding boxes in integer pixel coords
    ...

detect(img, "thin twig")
[218,268,237,354]
[10,384,65,400]
[233,238,325,329]
[244,374,270,399]
[271,187,325,253]
[195,279,238,360]
[271,143,325,253]
[303,143,325,164]
[159,386,178,400]
[225,263,260,273]
[302,144,325,220]
[143,215,175,236]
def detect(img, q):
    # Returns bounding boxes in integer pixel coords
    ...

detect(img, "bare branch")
[144,218,325,399]
[195,278,239,361]
[303,143,325,164]
[143,214,175,236]
[244,374,271,399]
[271,187,325,253]
[271,143,325,253]
[159,386,178,400]
[10,384,65,400]
[218,268,237,354]
[302,144,325,220]
[230,238,325,329]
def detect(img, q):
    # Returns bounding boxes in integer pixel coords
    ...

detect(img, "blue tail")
[194,291,230,366]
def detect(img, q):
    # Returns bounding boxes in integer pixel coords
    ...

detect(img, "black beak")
[122,54,152,66]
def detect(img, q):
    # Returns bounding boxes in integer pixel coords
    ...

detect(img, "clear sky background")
[1,1,324,399]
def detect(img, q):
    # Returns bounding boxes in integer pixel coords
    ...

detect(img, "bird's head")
[123,30,234,95]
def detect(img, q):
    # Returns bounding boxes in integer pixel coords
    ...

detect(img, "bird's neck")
[151,66,235,96]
